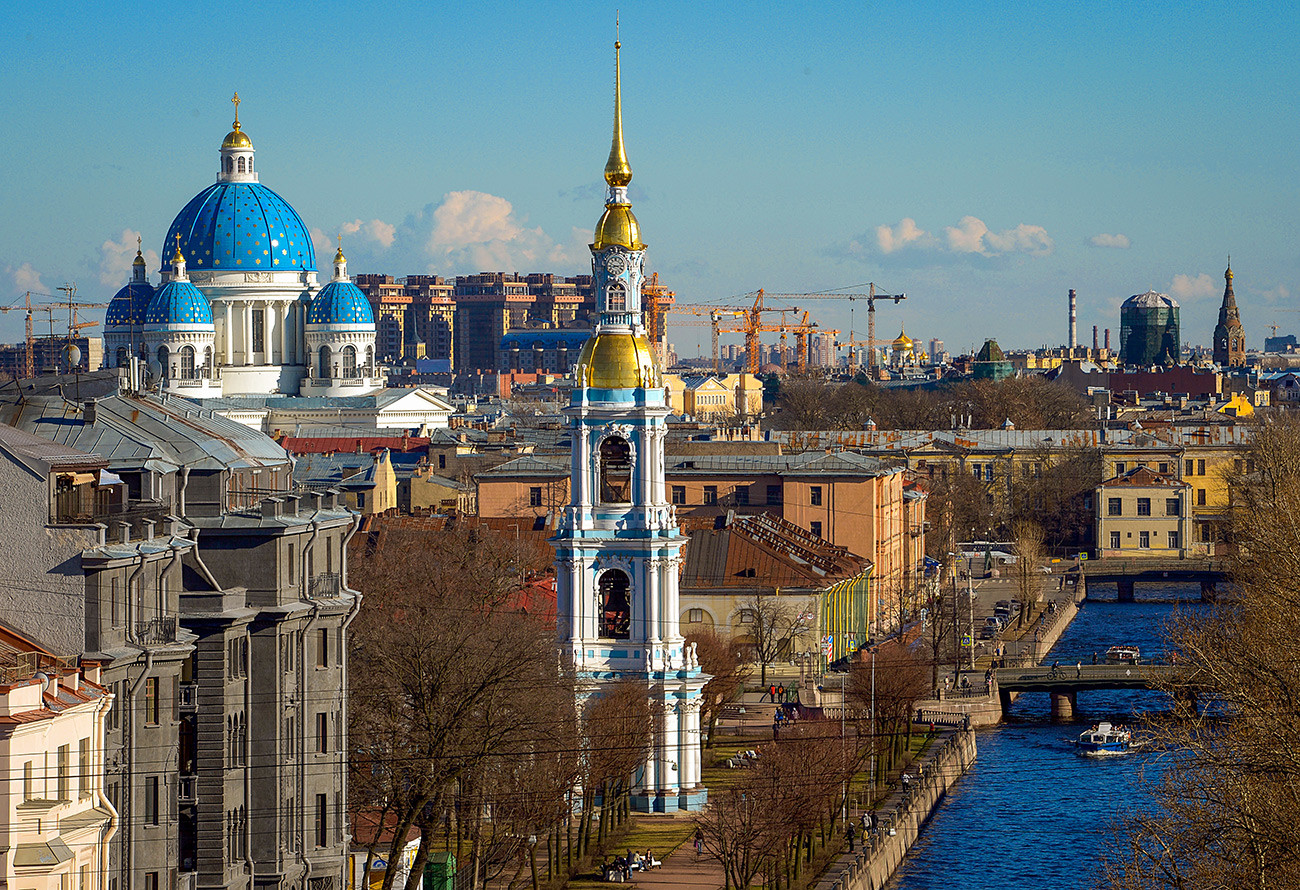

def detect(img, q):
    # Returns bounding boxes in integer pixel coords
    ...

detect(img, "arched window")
[156,346,169,378]
[247,156,253,173]
[225,157,234,174]
[180,345,195,379]
[115,347,128,367]
[365,346,373,373]
[237,156,246,173]
[342,345,357,378]
[606,281,626,312]
[204,346,213,372]
[598,436,632,504]
[598,570,631,639]
[318,345,331,379]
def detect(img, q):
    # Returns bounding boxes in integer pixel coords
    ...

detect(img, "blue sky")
[2,1,1296,357]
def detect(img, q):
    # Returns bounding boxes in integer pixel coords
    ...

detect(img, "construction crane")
[759,284,906,373]
[50,285,107,372]
[642,272,675,364]
[0,291,57,379]
[672,307,747,372]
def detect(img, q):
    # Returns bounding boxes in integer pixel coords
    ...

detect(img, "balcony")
[136,616,177,645]
[178,682,198,712]
[178,775,196,805]
[309,572,341,599]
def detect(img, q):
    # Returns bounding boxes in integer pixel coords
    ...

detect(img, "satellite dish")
[146,360,163,381]
[63,344,82,368]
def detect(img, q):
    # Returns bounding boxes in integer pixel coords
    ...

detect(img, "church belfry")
[1213,258,1246,368]
[552,36,708,812]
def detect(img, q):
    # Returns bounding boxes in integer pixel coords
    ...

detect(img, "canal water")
[889,585,1204,890]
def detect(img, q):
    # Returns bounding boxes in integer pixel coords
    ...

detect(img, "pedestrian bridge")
[994,663,1185,718]
[1080,557,1230,600]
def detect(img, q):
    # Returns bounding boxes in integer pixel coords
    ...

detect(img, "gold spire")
[133,235,145,267]
[1226,255,1233,281]
[603,38,632,189]
[172,233,185,265]
[334,235,345,265]
[222,92,253,149]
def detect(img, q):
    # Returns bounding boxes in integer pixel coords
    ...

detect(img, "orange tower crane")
[759,285,905,372]
[0,292,58,379]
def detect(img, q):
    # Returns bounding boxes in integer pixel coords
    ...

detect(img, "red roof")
[279,436,429,455]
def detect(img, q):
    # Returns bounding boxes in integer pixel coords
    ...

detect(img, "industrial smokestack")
[1104,329,1111,351]
[1068,289,1078,349]
[1093,325,1099,351]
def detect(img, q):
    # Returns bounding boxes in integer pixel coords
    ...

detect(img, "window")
[237,156,246,173]
[605,281,626,312]
[342,345,357,378]
[1107,498,1122,516]
[738,608,755,624]
[252,308,264,353]
[288,541,296,585]
[438,454,446,470]
[111,576,121,627]
[703,485,717,505]
[317,628,329,668]
[79,738,90,799]
[144,874,157,890]
[1168,530,1180,549]
[810,486,822,506]
[598,570,631,639]
[598,436,632,504]
[1166,498,1180,516]
[1137,498,1151,516]
[971,462,982,478]
[1110,531,1121,549]
[180,345,195,379]
[157,345,169,376]
[734,486,749,506]
[316,713,328,754]
[671,485,686,505]
[315,794,328,848]
[687,608,703,623]
[1197,489,1206,506]
[57,744,70,799]
[529,486,542,507]
[1184,459,1193,477]
[1197,459,1206,475]
[1234,459,1243,473]
[810,521,822,538]
[1115,462,1126,475]
[318,345,331,378]
[766,485,782,506]
[145,776,159,825]
[1139,531,1150,548]
[145,677,159,725]
[1158,462,1169,474]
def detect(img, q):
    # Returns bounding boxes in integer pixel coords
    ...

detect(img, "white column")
[243,303,253,365]
[265,300,278,365]
[647,556,661,647]
[280,301,290,365]
[224,302,233,365]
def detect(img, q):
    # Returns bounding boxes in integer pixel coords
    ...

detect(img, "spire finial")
[603,27,632,190]
[173,233,184,263]
[334,234,345,265]
[1226,254,1233,281]
[232,92,241,129]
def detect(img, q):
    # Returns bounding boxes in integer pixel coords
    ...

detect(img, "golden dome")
[892,328,913,351]
[593,203,644,252]
[604,41,632,188]
[222,123,252,150]
[133,248,146,267]
[577,331,661,389]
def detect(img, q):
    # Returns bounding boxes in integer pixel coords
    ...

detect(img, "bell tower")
[1213,258,1246,368]
[552,36,708,813]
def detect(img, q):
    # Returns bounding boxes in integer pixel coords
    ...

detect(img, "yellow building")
[664,372,763,418]
[1095,465,1191,557]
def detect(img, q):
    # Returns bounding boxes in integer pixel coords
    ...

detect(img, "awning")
[99,469,124,486]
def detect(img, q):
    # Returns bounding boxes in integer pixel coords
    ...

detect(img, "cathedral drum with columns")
[104,94,381,397]
[553,40,708,813]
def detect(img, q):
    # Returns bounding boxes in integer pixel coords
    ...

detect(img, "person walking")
[845,821,856,852]
[694,827,704,856]
[769,684,777,703]
[1076,660,1082,679]
[777,683,786,702]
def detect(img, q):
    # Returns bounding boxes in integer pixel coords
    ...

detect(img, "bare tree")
[1010,518,1045,627]
[685,629,748,747]
[849,644,930,787]
[738,592,812,687]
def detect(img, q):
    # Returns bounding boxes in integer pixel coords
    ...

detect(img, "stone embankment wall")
[828,728,976,890]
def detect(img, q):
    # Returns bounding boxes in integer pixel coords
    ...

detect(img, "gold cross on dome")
[232,92,241,126]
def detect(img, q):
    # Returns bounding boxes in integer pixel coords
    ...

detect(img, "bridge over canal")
[1079,557,1230,601]
[994,663,1186,718]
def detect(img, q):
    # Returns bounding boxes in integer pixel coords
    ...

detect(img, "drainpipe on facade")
[95,679,120,890]
[298,520,322,884]
[123,551,151,890]
[338,511,363,858]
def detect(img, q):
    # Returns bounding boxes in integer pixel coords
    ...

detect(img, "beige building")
[664,373,763,418]
[0,627,113,890]
[1096,465,1191,557]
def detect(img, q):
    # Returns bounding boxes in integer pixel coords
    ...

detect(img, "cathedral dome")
[222,122,253,150]
[1123,290,1179,310]
[105,282,154,329]
[577,331,660,389]
[163,181,315,273]
[593,204,644,252]
[307,280,375,329]
[144,279,213,329]
[892,328,913,351]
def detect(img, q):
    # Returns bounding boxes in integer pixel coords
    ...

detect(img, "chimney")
[261,497,284,519]
[83,399,97,425]
[118,521,131,544]
[1105,329,1111,351]
[1093,325,1099,351]
[308,491,324,513]
[142,519,155,541]
[285,494,301,516]
[1068,289,1077,349]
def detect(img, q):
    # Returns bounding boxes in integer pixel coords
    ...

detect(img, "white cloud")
[8,262,45,294]
[98,229,159,287]
[423,190,573,272]
[876,218,936,253]
[945,216,1054,256]
[1169,273,1217,301]
[310,228,336,263]
[1090,233,1131,249]
[341,218,397,250]
[1258,284,1291,302]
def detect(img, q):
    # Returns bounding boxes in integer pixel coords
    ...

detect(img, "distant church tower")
[553,38,708,812]
[1213,259,1246,368]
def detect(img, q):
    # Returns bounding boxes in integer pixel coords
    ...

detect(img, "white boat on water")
[1077,721,1133,756]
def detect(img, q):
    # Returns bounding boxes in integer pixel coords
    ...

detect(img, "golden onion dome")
[133,248,146,267]
[222,122,253,150]
[593,203,644,252]
[335,245,346,265]
[577,331,661,389]
[892,328,913,351]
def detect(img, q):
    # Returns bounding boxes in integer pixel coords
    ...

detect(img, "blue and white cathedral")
[554,40,708,812]
[103,95,381,397]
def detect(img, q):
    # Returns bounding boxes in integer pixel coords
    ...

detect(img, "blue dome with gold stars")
[308,280,375,329]
[105,282,155,329]
[162,181,315,274]
[144,279,213,329]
